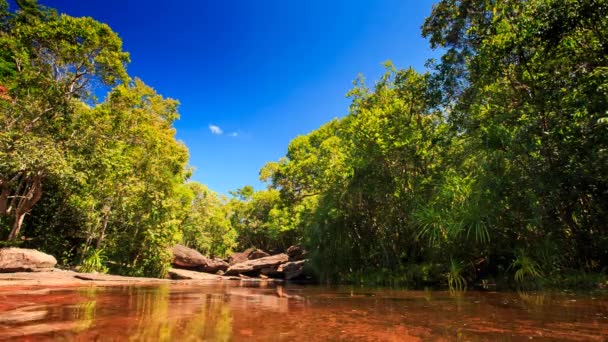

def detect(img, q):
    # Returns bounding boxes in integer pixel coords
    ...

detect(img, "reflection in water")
[0,283,607,341]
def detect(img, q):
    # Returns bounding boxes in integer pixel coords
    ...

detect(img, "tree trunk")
[6,172,43,241]
[0,180,9,215]
[7,211,25,240]
[96,209,110,249]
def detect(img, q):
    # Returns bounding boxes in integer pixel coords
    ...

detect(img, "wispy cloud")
[209,124,223,135]
[229,132,238,137]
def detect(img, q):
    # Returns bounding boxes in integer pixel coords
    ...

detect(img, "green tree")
[0,0,129,240]
[181,182,236,257]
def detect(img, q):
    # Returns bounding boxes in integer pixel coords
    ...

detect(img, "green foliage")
[181,182,236,257]
[253,0,608,289]
[511,249,543,284]
[228,186,300,252]
[447,259,467,293]
[1,0,607,288]
[80,248,108,274]
[0,1,188,277]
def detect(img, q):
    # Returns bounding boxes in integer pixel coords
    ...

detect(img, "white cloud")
[229,132,238,137]
[209,124,223,135]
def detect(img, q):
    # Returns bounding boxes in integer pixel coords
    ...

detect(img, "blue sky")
[42,0,438,194]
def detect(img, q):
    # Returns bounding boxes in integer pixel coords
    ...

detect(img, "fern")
[447,259,467,293]
[80,248,109,274]
[511,249,542,283]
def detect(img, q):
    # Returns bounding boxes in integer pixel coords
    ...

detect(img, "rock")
[248,249,270,260]
[225,253,289,276]
[172,244,207,268]
[277,260,307,280]
[228,248,270,265]
[0,248,57,272]
[74,273,165,283]
[171,245,228,273]
[286,245,307,261]
[202,258,229,274]
[260,266,282,278]
[228,248,255,265]
[168,268,224,280]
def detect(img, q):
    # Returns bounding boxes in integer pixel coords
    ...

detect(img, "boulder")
[286,245,307,261]
[0,248,57,272]
[172,244,207,268]
[228,248,255,266]
[277,260,307,280]
[248,249,270,260]
[225,253,289,276]
[202,258,229,273]
[260,266,282,278]
[171,245,228,273]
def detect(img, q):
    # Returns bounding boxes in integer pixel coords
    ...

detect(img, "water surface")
[0,283,607,341]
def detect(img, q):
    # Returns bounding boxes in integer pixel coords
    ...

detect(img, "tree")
[181,182,236,257]
[423,0,608,271]
[0,0,129,240]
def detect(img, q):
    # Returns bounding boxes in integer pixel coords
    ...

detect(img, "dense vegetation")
[1,0,607,288]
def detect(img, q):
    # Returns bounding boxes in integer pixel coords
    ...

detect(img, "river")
[0,282,607,341]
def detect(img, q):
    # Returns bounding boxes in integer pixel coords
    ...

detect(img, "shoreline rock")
[171,244,229,273]
[278,260,307,280]
[225,253,289,276]
[0,246,315,288]
[0,248,57,273]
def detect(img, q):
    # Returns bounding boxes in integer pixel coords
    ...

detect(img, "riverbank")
[0,268,286,289]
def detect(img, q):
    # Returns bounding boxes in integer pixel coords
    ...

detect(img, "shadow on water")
[0,282,607,341]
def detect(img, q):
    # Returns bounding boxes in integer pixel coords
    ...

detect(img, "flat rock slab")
[74,273,168,283]
[0,269,172,287]
[225,253,289,276]
[168,268,226,280]
[248,249,270,260]
[228,248,255,266]
[0,248,57,272]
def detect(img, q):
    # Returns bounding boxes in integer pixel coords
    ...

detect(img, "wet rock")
[171,245,228,273]
[248,249,270,260]
[286,246,307,261]
[0,248,57,272]
[225,253,289,276]
[277,260,307,280]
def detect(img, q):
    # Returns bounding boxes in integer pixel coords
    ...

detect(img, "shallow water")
[0,283,607,341]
